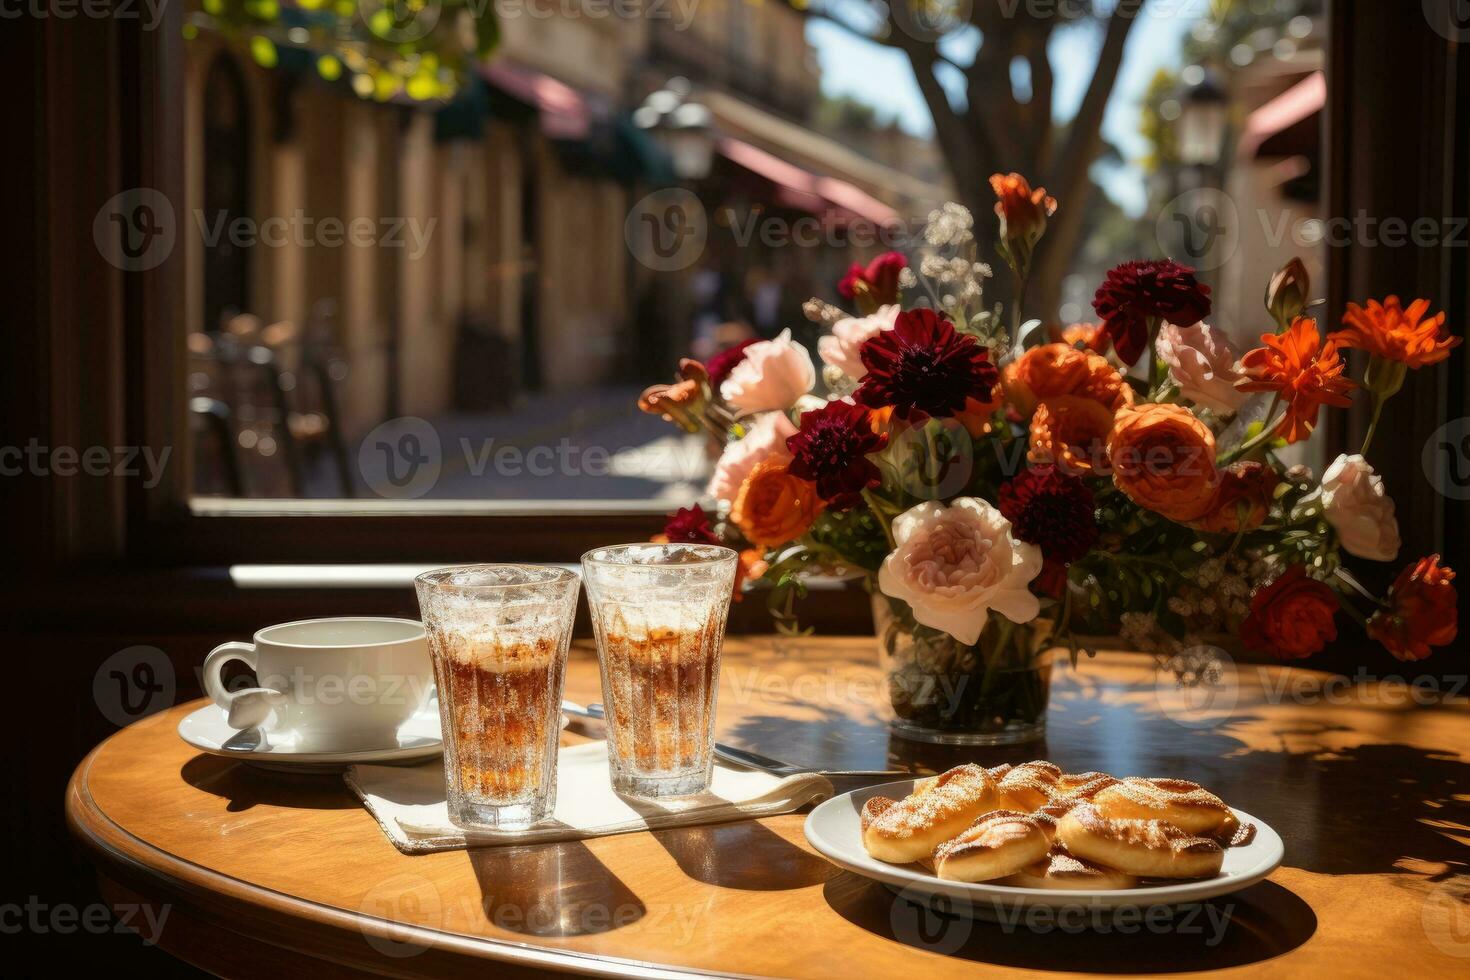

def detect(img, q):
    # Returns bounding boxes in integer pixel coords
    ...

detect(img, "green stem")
[1010,266,1028,344]
[1360,392,1384,457]
[1219,411,1286,465]
[862,489,897,550]
[1146,317,1164,396]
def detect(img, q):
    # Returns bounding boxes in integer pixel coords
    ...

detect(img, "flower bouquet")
[639,175,1460,744]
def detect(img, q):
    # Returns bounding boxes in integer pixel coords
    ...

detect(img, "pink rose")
[877,498,1043,645]
[1321,454,1401,562]
[818,305,900,381]
[706,411,798,503]
[720,329,816,414]
[1156,321,1250,415]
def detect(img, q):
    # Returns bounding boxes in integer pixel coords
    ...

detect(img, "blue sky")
[807,6,1199,215]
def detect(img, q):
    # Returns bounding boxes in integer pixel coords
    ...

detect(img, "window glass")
[179,0,1326,502]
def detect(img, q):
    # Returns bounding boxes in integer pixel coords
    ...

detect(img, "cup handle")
[203,641,285,730]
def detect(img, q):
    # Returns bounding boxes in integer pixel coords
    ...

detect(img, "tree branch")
[1049,0,1143,195]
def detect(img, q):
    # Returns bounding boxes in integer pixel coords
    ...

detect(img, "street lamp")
[634,77,716,181]
[1177,66,1229,168]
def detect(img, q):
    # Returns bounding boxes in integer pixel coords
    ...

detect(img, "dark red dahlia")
[854,309,999,421]
[838,251,907,306]
[786,401,888,509]
[998,467,1099,566]
[661,505,721,546]
[705,339,758,391]
[1092,259,1212,365]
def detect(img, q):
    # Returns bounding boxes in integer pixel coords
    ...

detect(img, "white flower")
[1321,454,1401,561]
[877,498,1043,645]
[706,411,796,503]
[1156,321,1250,415]
[720,329,816,414]
[817,305,900,381]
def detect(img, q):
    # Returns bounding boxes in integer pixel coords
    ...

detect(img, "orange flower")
[1191,462,1279,534]
[1367,555,1458,661]
[1105,404,1221,523]
[1004,343,1134,417]
[731,548,770,603]
[1332,297,1460,369]
[1058,322,1110,355]
[638,377,706,433]
[1237,317,1356,444]
[956,390,1003,438]
[1029,396,1115,476]
[867,405,896,436]
[990,172,1057,247]
[1240,565,1339,660]
[730,459,824,548]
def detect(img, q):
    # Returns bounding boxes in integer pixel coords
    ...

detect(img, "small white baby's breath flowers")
[924,202,974,247]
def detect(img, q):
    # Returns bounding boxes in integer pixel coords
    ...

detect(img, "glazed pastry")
[996,761,1063,811]
[933,810,1053,882]
[1002,848,1140,890]
[860,764,999,864]
[1056,803,1224,879]
[1092,777,1239,839]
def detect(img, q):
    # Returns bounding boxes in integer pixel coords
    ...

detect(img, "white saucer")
[178,702,445,773]
[803,778,1284,921]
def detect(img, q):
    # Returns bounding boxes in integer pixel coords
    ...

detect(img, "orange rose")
[1028,396,1115,476]
[731,459,824,548]
[1005,343,1134,417]
[1368,555,1458,661]
[1105,404,1221,523]
[1191,461,1279,534]
[1240,565,1339,660]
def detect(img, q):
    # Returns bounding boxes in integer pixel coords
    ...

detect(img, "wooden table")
[67,637,1470,978]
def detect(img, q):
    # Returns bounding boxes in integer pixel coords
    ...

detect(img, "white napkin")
[345,741,834,854]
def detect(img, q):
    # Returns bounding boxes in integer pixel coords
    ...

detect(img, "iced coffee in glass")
[414,565,579,830]
[581,543,737,798]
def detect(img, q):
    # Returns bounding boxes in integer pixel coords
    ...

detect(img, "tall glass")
[581,543,737,798]
[414,565,579,830]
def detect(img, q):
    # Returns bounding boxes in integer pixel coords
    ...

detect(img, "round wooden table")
[67,637,1470,977]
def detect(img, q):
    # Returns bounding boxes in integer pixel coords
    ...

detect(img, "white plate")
[803,778,1284,921]
[178,702,446,772]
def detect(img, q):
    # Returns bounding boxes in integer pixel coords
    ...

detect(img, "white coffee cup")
[202,617,432,751]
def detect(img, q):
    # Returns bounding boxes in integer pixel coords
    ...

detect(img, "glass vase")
[872,592,1054,746]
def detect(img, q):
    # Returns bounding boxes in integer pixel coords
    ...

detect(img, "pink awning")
[1239,72,1326,159]
[481,62,591,141]
[718,137,900,229]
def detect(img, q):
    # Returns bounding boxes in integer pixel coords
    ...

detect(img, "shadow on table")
[724,707,890,773]
[823,872,1316,972]
[179,755,359,812]
[468,840,645,938]
[649,821,837,891]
